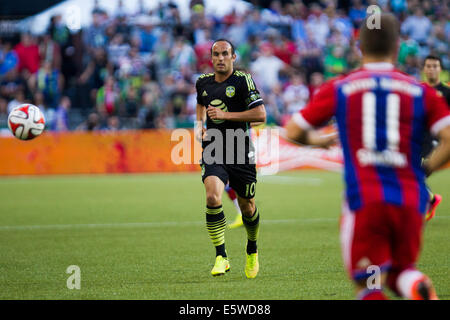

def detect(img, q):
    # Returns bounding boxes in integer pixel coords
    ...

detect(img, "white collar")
[363,62,394,70]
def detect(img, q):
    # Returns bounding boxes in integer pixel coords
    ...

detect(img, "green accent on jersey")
[234,70,255,91]
[199,73,214,79]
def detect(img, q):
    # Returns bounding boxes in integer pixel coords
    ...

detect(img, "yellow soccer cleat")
[228,214,243,229]
[211,255,230,276]
[245,253,259,279]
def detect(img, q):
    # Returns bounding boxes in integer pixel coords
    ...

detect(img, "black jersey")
[196,70,264,165]
[421,82,450,157]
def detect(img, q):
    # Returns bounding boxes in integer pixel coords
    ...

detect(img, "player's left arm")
[207,73,266,123]
[283,81,337,148]
[207,104,266,123]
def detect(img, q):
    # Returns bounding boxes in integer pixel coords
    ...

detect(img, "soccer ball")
[8,104,46,140]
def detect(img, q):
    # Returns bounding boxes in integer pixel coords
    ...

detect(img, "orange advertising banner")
[0,129,201,176]
[0,128,447,176]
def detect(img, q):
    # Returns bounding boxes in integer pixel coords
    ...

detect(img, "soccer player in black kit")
[422,55,450,221]
[195,39,266,278]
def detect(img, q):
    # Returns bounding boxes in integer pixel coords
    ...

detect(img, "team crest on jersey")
[226,86,235,98]
[202,90,208,97]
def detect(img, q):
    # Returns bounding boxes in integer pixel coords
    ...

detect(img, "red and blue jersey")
[293,63,450,214]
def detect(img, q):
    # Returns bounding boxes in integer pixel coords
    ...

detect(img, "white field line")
[0,216,448,231]
[259,175,323,185]
[0,218,338,231]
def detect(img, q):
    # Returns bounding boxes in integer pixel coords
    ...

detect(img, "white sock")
[232,199,241,215]
[396,269,424,299]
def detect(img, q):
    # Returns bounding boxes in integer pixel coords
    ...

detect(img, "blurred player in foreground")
[421,55,450,221]
[285,14,450,300]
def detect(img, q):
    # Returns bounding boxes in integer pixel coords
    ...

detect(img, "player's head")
[423,55,442,84]
[211,39,236,75]
[359,13,400,62]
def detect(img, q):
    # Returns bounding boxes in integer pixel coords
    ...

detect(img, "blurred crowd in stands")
[0,0,449,132]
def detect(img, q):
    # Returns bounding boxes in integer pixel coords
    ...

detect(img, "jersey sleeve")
[196,78,205,106]
[424,84,450,135]
[292,80,336,129]
[242,73,264,109]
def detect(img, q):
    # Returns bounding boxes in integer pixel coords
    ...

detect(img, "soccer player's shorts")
[201,163,257,199]
[340,201,424,281]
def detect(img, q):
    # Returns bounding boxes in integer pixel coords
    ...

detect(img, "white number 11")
[362,92,400,152]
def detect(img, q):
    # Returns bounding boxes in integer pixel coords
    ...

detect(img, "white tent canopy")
[18,0,251,35]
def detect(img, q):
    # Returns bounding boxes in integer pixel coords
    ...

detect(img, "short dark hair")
[211,38,235,55]
[359,13,400,58]
[423,55,442,68]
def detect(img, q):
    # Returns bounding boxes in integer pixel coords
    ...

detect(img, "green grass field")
[0,170,448,300]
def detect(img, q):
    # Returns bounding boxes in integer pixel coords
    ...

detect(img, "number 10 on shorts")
[245,182,256,198]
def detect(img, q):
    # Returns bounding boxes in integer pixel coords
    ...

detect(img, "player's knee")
[206,193,222,207]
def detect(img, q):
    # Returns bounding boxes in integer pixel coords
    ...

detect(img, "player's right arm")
[195,77,207,143]
[283,81,338,148]
[422,85,450,176]
[195,103,206,143]
[423,126,450,176]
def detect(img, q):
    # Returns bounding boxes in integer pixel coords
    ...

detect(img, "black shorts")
[201,163,257,199]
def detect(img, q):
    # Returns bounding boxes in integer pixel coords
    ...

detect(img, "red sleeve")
[424,84,450,135]
[292,80,336,129]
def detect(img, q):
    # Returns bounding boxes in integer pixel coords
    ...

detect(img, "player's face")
[211,42,236,75]
[423,59,441,83]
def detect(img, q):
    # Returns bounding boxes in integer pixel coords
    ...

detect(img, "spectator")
[297,28,324,80]
[390,0,408,15]
[139,90,159,129]
[14,33,40,75]
[48,14,71,48]
[76,112,101,131]
[37,61,63,109]
[83,11,107,54]
[52,96,71,131]
[96,76,120,117]
[324,45,348,79]
[398,31,419,67]
[78,48,112,108]
[308,72,325,97]
[134,16,159,53]
[246,10,267,38]
[0,41,18,77]
[39,34,61,71]
[250,44,288,93]
[224,14,247,47]
[170,37,196,72]
[105,115,121,131]
[264,83,285,125]
[122,85,139,117]
[305,4,330,48]
[348,0,366,29]
[107,33,130,67]
[282,74,309,114]
[401,8,432,46]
